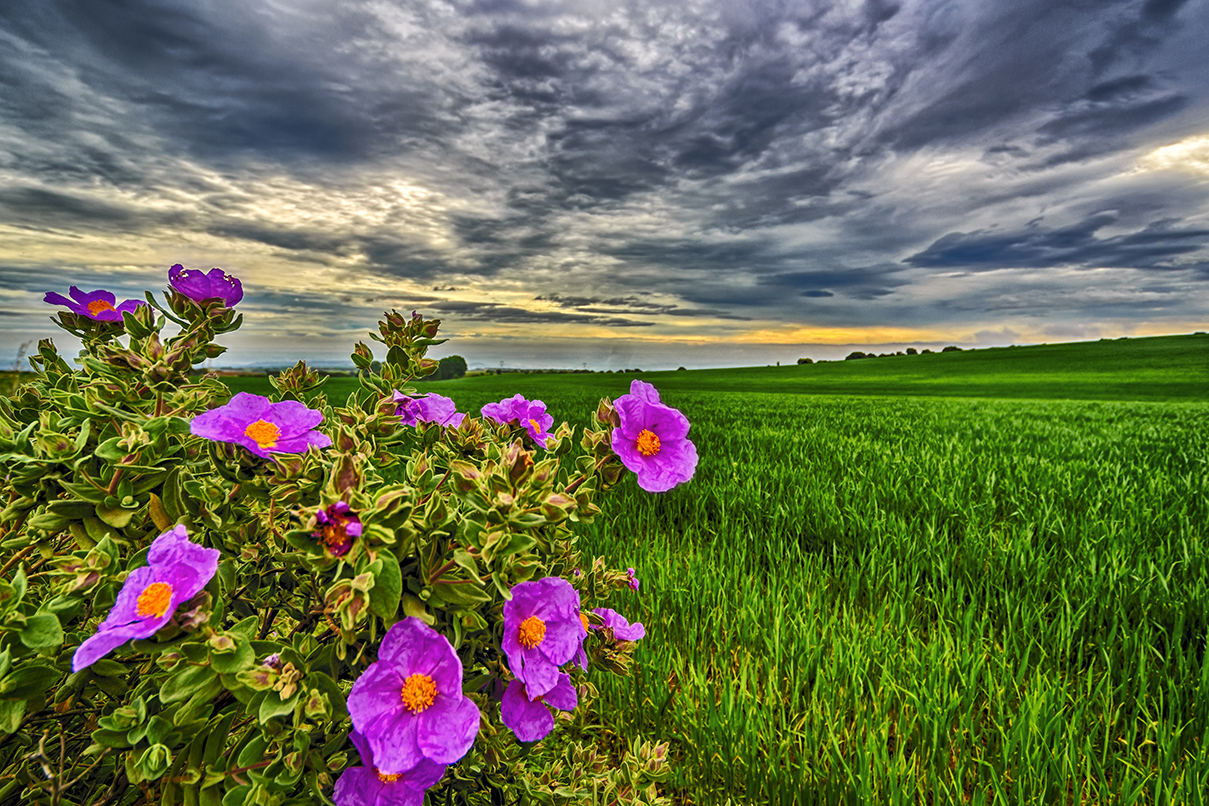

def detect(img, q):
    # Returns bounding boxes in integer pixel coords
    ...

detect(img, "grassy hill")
[220,332,1208,404]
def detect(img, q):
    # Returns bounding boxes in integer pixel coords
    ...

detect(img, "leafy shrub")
[796,358,812,365]
[0,269,690,805]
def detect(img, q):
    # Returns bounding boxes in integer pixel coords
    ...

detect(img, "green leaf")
[18,613,63,650]
[91,727,133,749]
[0,699,24,733]
[430,581,492,608]
[160,664,219,704]
[94,436,127,463]
[96,502,136,529]
[26,511,71,532]
[368,551,403,620]
[258,692,297,725]
[0,662,58,699]
[210,636,253,675]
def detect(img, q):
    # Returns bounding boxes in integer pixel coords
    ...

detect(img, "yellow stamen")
[400,673,438,713]
[136,581,173,618]
[636,429,661,457]
[377,770,402,783]
[244,419,280,449]
[579,612,589,632]
[86,299,115,317]
[518,615,546,649]
[529,418,540,431]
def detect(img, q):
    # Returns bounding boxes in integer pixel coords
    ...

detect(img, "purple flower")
[191,392,332,459]
[72,526,219,672]
[314,502,362,558]
[502,578,586,697]
[347,618,480,776]
[390,392,465,428]
[500,674,578,743]
[168,264,243,307]
[611,380,698,493]
[481,394,554,448]
[334,730,446,806]
[44,287,145,322]
[626,567,640,591]
[592,607,646,642]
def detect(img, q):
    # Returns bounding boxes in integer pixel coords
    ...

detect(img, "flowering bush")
[0,267,691,804]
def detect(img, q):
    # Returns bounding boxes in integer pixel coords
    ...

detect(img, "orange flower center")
[400,673,437,713]
[518,615,546,648]
[579,612,589,632]
[636,429,661,456]
[86,299,115,317]
[377,770,402,783]
[244,419,280,449]
[136,582,173,618]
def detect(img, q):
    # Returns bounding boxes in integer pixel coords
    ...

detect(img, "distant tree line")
[842,346,962,361]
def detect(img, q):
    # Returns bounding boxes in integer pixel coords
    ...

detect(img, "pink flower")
[611,380,697,492]
[346,618,480,775]
[191,392,331,458]
[500,674,577,743]
[391,392,465,427]
[44,287,145,322]
[481,394,554,448]
[72,526,219,672]
[502,578,585,697]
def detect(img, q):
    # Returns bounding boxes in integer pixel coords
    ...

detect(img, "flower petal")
[348,662,404,733]
[333,766,385,806]
[416,693,480,764]
[537,616,583,667]
[364,708,423,776]
[541,673,578,712]
[500,679,554,742]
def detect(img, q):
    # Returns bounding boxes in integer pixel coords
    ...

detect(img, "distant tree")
[941,345,963,352]
[422,355,468,380]
[895,351,905,356]
[797,357,813,364]
[921,349,933,354]
[677,366,687,371]
[906,348,917,355]
[845,351,868,361]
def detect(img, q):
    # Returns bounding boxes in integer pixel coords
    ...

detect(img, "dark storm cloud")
[427,300,651,328]
[0,0,1207,352]
[535,293,751,321]
[906,215,1209,271]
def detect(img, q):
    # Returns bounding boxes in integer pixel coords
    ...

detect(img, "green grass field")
[219,333,1209,801]
[220,332,1209,406]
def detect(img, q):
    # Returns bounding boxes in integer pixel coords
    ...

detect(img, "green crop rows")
[418,378,1209,804]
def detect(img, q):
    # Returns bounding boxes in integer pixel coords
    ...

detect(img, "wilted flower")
[314,501,361,558]
[592,607,646,642]
[347,618,480,775]
[612,380,697,492]
[334,730,446,806]
[44,287,145,322]
[502,577,586,697]
[168,264,243,306]
[390,391,465,427]
[481,394,554,448]
[500,673,578,743]
[72,526,219,672]
[191,392,331,459]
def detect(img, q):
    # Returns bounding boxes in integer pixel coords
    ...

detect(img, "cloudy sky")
[1,0,1207,369]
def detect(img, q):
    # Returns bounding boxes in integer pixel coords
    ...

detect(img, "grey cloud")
[428,300,651,327]
[905,215,1209,272]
